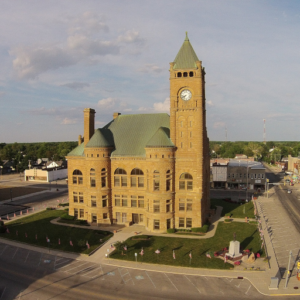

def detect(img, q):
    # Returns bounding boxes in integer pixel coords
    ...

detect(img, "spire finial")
[185,31,189,41]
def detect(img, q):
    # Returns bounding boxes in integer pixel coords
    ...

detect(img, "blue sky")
[1,0,300,143]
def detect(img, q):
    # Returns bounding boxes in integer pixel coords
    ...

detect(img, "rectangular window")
[79,192,83,203]
[186,203,192,211]
[131,177,136,187]
[122,213,127,223]
[139,214,143,222]
[187,181,193,190]
[190,142,192,148]
[79,209,84,218]
[154,220,160,230]
[138,196,144,208]
[154,204,160,213]
[154,179,160,191]
[251,174,254,179]
[122,196,128,207]
[101,176,106,188]
[103,213,108,219]
[258,174,261,179]
[92,214,97,223]
[232,174,235,178]
[78,177,83,184]
[190,131,192,137]
[244,173,246,178]
[91,200,97,207]
[228,173,231,178]
[240,173,242,178]
[72,177,77,184]
[186,218,192,228]
[121,176,127,187]
[74,208,78,218]
[114,176,120,187]
[262,174,264,179]
[90,177,96,187]
[116,212,121,222]
[138,177,144,187]
[102,199,107,207]
[115,195,120,206]
[73,192,78,203]
[255,174,257,179]
[179,181,185,190]
[179,218,185,228]
[179,203,185,211]
[131,195,137,207]
[166,199,171,212]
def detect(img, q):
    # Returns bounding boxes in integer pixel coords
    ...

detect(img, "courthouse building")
[67,34,210,233]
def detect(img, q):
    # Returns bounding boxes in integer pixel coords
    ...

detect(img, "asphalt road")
[0,241,294,300]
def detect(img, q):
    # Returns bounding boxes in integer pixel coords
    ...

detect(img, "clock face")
[180,89,192,101]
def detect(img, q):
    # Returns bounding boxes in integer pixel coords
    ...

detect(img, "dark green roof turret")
[146,127,174,148]
[67,143,84,156]
[173,32,199,70]
[86,128,114,148]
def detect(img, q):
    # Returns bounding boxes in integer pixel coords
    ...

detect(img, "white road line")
[164,273,178,291]
[245,285,251,295]
[145,271,156,289]
[0,245,7,255]
[12,248,18,259]
[24,251,30,263]
[226,278,233,282]
[118,268,134,285]
[55,259,72,268]
[70,265,96,275]
[0,287,6,300]
[184,275,201,294]
[235,282,241,288]
[62,262,90,272]
[204,276,209,280]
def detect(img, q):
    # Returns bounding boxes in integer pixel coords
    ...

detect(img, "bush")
[0,226,7,233]
[167,228,176,233]
[0,221,4,226]
[58,203,69,207]
[61,213,75,220]
[79,220,88,225]
[191,223,210,233]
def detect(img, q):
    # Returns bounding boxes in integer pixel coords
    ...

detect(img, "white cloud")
[97,97,117,109]
[60,82,90,90]
[207,100,213,106]
[213,122,226,129]
[138,64,163,74]
[153,98,170,112]
[61,117,77,125]
[117,30,145,45]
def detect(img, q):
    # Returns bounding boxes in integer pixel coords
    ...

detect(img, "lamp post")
[246,161,249,201]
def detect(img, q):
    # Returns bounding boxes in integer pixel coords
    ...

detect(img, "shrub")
[191,223,210,233]
[79,220,88,225]
[0,226,7,233]
[58,203,69,207]
[61,213,75,220]
[0,221,4,226]
[167,228,176,233]
[225,213,231,217]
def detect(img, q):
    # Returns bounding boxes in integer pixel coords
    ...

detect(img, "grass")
[110,222,264,269]
[2,210,113,254]
[211,199,255,218]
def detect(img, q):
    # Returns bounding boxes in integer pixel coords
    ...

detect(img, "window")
[179,218,185,228]
[179,173,193,190]
[91,200,97,207]
[232,173,235,178]
[186,218,192,228]
[131,168,144,188]
[153,170,160,191]
[166,170,172,191]
[190,142,192,148]
[177,72,182,77]
[101,168,107,188]
[115,195,120,206]
[262,174,264,179]
[258,174,261,179]
[190,121,192,127]
[190,131,192,138]
[166,199,171,212]
[140,214,144,222]
[181,132,183,137]
[255,174,257,179]
[103,213,108,219]
[131,196,137,207]
[79,192,83,203]
[179,199,185,211]
[102,195,107,207]
[189,71,194,77]
[240,173,242,178]
[228,173,231,178]
[122,213,127,223]
[91,154,93,158]
[92,214,97,223]
[251,174,254,179]
[114,168,127,187]
[138,196,144,208]
[186,199,193,211]
[74,208,78,218]
[154,220,160,230]
[122,196,128,207]
[183,72,188,77]
[181,142,183,148]
[73,169,83,184]
[73,191,78,203]
[90,169,96,187]
[79,209,84,218]
[244,173,246,178]
[153,200,160,213]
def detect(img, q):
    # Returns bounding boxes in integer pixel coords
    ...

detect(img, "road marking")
[164,273,178,291]
[62,262,89,272]
[0,245,7,256]
[145,271,156,289]
[226,278,233,282]
[12,248,18,259]
[184,275,201,294]
[71,265,96,275]
[24,251,30,263]
[118,268,134,285]
[245,285,251,295]
[55,258,72,268]
[0,287,6,300]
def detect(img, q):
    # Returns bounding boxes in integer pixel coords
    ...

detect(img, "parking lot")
[0,241,263,299]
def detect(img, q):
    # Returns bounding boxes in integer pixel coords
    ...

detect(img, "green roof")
[67,142,84,156]
[104,113,171,157]
[173,32,199,70]
[146,127,174,147]
[86,128,114,148]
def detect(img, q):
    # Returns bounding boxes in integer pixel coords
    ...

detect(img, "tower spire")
[185,31,189,41]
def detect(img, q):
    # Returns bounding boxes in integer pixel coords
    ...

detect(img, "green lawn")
[3,210,113,254]
[211,199,255,218]
[110,222,264,269]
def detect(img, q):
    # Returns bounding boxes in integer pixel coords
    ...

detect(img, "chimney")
[113,112,121,119]
[78,135,82,145]
[84,108,95,146]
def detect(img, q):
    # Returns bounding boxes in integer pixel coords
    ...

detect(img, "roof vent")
[113,112,121,119]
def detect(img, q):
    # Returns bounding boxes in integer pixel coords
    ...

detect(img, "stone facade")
[66,35,210,233]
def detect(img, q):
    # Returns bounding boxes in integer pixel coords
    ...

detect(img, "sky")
[1,0,300,143]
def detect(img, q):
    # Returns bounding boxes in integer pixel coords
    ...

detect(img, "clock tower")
[170,33,210,228]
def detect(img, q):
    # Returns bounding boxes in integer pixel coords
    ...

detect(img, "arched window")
[183,72,188,77]
[189,71,194,77]
[166,170,172,191]
[101,168,107,188]
[179,173,193,190]
[153,170,160,191]
[90,168,96,187]
[177,72,182,77]
[130,168,144,188]
[72,169,83,184]
[114,168,127,187]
